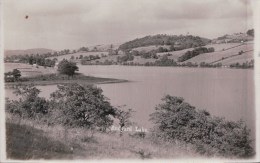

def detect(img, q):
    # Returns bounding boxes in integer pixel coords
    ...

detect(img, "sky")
[3,0,254,50]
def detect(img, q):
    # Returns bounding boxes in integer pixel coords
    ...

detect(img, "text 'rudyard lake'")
[111,125,148,132]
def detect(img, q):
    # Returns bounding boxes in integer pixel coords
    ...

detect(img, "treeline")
[5,54,57,67]
[80,55,102,65]
[118,56,222,68]
[178,47,215,62]
[5,49,72,63]
[119,34,210,51]
[143,60,222,68]
[230,60,254,69]
[200,62,222,68]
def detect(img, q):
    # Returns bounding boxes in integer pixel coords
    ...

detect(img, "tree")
[12,69,21,81]
[79,47,89,52]
[170,44,175,51]
[57,59,79,78]
[4,69,21,82]
[247,29,254,37]
[115,107,134,136]
[50,84,117,133]
[4,72,14,82]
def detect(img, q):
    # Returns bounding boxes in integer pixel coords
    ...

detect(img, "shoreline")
[5,75,129,88]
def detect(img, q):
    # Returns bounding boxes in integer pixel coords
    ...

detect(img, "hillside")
[87,43,121,51]
[84,42,253,66]
[5,32,254,68]
[48,51,109,62]
[5,48,55,56]
[183,42,253,65]
[119,34,211,50]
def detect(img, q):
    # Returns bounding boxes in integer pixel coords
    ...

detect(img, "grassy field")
[215,51,253,65]
[93,54,119,63]
[48,52,109,62]
[5,63,56,77]
[6,116,200,160]
[183,43,253,64]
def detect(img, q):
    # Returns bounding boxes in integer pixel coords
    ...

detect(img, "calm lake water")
[5,65,255,136]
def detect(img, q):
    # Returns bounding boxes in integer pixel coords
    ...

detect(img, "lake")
[5,65,255,136]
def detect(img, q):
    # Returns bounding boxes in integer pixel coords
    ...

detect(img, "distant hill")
[119,34,211,50]
[5,48,55,56]
[87,43,121,52]
[212,32,253,44]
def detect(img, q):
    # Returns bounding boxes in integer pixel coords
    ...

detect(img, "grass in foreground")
[6,122,73,160]
[6,118,200,160]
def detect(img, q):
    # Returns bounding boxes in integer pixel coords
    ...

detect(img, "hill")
[5,48,55,56]
[87,43,121,52]
[119,34,211,50]
[212,32,253,44]
[183,42,253,65]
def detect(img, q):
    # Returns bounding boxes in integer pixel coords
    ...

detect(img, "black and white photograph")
[0,0,260,162]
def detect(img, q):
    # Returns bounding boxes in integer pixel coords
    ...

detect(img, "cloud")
[151,0,251,20]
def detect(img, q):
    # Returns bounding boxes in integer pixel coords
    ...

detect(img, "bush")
[6,84,50,121]
[150,95,254,157]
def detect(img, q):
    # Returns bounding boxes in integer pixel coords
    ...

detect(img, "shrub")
[150,95,254,157]
[6,84,50,121]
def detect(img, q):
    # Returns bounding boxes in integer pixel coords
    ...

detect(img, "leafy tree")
[50,84,117,133]
[57,59,79,78]
[247,29,254,37]
[4,72,14,82]
[4,69,22,82]
[170,45,175,51]
[115,107,134,136]
[79,47,89,52]
[12,69,21,81]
